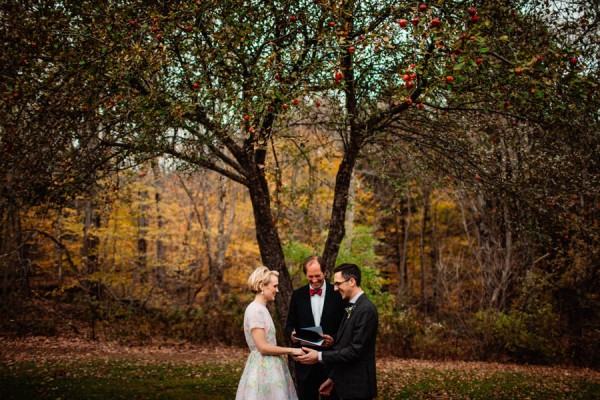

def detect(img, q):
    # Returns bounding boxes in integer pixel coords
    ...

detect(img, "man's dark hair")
[333,263,361,287]
[303,255,326,275]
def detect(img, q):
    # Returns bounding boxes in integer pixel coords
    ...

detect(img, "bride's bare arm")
[251,328,304,356]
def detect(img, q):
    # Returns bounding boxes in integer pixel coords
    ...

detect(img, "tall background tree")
[1,0,598,364]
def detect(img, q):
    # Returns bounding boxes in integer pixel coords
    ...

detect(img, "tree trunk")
[137,182,149,284]
[0,204,28,295]
[322,145,361,272]
[419,187,431,311]
[202,174,237,303]
[430,200,440,315]
[215,177,237,295]
[397,194,412,301]
[344,173,356,251]
[152,162,166,287]
[81,194,101,339]
[246,170,292,328]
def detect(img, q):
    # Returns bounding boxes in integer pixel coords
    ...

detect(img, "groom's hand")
[319,378,334,396]
[293,347,319,364]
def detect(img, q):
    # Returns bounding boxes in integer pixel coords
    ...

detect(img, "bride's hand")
[291,348,305,357]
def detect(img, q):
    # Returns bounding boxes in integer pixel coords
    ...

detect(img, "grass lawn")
[1,337,599,399]
[1,360,239,399]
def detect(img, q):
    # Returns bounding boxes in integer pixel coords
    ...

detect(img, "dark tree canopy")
[1,0,598,323]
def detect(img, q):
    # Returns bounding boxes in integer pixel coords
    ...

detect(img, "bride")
[236,266,303,400]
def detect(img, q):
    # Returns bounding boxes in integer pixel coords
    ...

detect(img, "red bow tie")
[309,288,322,296]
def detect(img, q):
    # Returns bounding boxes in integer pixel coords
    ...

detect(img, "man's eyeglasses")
[332,278,351,289]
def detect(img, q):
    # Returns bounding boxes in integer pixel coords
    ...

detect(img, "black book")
[295,326,324,346]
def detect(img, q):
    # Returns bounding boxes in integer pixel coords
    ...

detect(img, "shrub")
[474,304,561,364]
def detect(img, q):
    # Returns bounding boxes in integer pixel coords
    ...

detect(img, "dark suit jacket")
[322,293,378,399]
[286,282,345,381]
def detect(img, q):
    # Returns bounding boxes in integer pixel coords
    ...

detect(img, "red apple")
[468,7,477,16]
[430,18,441,28]
[417,103,424,109]
[410,73,417,80]
[402,74,411,82]
[406,98,413,105]
[292,98,300,105]
[406,81,415,88]
[504,100,511,107]
[569,57,577,66]
[193,82,200,89]
[515,67,523,75]
[476,57,483,64]
[412,17,420,26]
[315,101,321,107]
[348,45,356,52]
[445,76,454,82]
[274,73,281,80]
[129,19,136,26]
[151,26,160,32]
[184,25,192,32]
[399,19,408,28]
[282,103,289,110]
[475,174,481,180]
[419,3,427,12]
[243,114,249,120]
[329,21,335,27]
[471,15,479,22]
[334,70,344,83]
[290,15,296,21]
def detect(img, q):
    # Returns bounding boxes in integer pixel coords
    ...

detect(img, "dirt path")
[2,336,599,382]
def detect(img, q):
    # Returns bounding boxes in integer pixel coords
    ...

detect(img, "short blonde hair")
[247,266,279,293]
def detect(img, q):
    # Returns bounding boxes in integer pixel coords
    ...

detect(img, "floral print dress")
[236,301,298,400]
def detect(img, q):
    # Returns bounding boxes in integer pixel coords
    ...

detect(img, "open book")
[295,326,324,346]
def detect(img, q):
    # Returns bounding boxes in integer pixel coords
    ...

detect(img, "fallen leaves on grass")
[2,337,599,399]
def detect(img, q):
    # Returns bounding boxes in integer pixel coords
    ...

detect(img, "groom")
[294,263,378,400]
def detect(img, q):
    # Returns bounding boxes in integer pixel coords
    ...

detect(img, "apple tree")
[3,0,597,324]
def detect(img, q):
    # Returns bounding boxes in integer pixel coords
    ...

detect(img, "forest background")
[0,0,598,369]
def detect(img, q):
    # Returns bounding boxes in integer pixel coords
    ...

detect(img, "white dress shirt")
[310,283,326,326]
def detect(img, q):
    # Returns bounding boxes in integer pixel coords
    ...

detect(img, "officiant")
[285,256,346,400]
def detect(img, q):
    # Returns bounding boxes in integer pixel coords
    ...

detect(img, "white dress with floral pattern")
[235,301,298,400]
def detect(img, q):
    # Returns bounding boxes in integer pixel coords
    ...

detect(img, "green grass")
[2,358,599,399]
[379,368,600,400]
[0,360,241,399]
